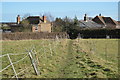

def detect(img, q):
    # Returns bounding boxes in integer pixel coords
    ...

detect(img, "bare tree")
[39,13,43,17]
[43,12,55,22]
[20,19,32,32]
[22,13,31,20]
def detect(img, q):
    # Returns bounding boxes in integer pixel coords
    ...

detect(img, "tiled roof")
[26,16,40,24]
[79,20,102,28]
[97,16,106,25]
[93,16,117,26]
[102,17,117,25]
[26,16,50,24]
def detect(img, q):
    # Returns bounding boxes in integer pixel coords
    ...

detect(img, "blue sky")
[1,2,118,22]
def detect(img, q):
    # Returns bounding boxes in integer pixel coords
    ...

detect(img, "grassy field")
[1,39,119,78]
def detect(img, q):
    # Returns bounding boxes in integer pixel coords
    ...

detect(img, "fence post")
[49,42,53,56]
[32,49,40,65]
[7,54,18,80]
[28,51,40,75]
[42,41,47,59]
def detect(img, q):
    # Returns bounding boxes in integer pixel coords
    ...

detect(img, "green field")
[1,39,119,78]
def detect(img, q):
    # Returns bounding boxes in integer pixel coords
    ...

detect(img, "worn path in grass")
[57,39,118,78]
[69,39,118,78]
[57,40,85,78]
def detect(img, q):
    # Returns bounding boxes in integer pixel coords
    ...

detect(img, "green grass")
[1,39,119,78]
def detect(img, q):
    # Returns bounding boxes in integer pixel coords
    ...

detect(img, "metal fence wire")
[0,48,40,80]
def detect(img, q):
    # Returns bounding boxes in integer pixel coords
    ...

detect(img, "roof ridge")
[97,16,106,25]
[103,17,117,25]
[110,17,118,25]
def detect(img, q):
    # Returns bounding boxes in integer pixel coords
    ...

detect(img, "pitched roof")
[26,16,40,24]
[79,20,102,28]
[26,16,51,24]
[97,16,106,25]
[92,16,117,26]
[102,17,117,25]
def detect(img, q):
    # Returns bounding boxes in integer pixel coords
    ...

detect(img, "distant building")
[25,16,52,32]
[0,14,119,33]
[78,14,120,29]
[79,14,102,28]
[0,15,52,32]
[92,14,119,28]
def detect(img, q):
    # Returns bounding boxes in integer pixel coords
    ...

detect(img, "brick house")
[25,16,52,32]
[0,15,52,32]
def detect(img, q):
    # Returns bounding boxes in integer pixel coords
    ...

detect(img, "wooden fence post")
[49,42,53,56]
[7,54,18,80]
[32,49,40,65]
[28,51,40,75]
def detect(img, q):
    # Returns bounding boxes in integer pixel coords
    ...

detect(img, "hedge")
[2,32,68,40]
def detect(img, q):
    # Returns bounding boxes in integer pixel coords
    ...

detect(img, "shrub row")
[68,28,120,39]
[2,32,68,40]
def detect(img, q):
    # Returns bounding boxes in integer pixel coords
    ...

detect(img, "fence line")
[28,50,40,75]
[0,52,27,58]
[0,54,7,58]
[1,38,62,79]
[0,54,28,73]
[9,52,27,56]
[11,64,33,79]
[49,42,53,56]
[1,48,40,79]
[0,63,11,73]
[7,54,18,80]
[12,54,28,65]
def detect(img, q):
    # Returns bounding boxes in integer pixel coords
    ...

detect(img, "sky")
[0,2,118,22]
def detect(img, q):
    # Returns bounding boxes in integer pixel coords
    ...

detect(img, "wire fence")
[1,35,67,79]
[0,48,40,80]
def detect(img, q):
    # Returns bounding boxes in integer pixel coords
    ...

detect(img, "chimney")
[84,14,87,22]
[43,16,46,23]
[17,15,20,24]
